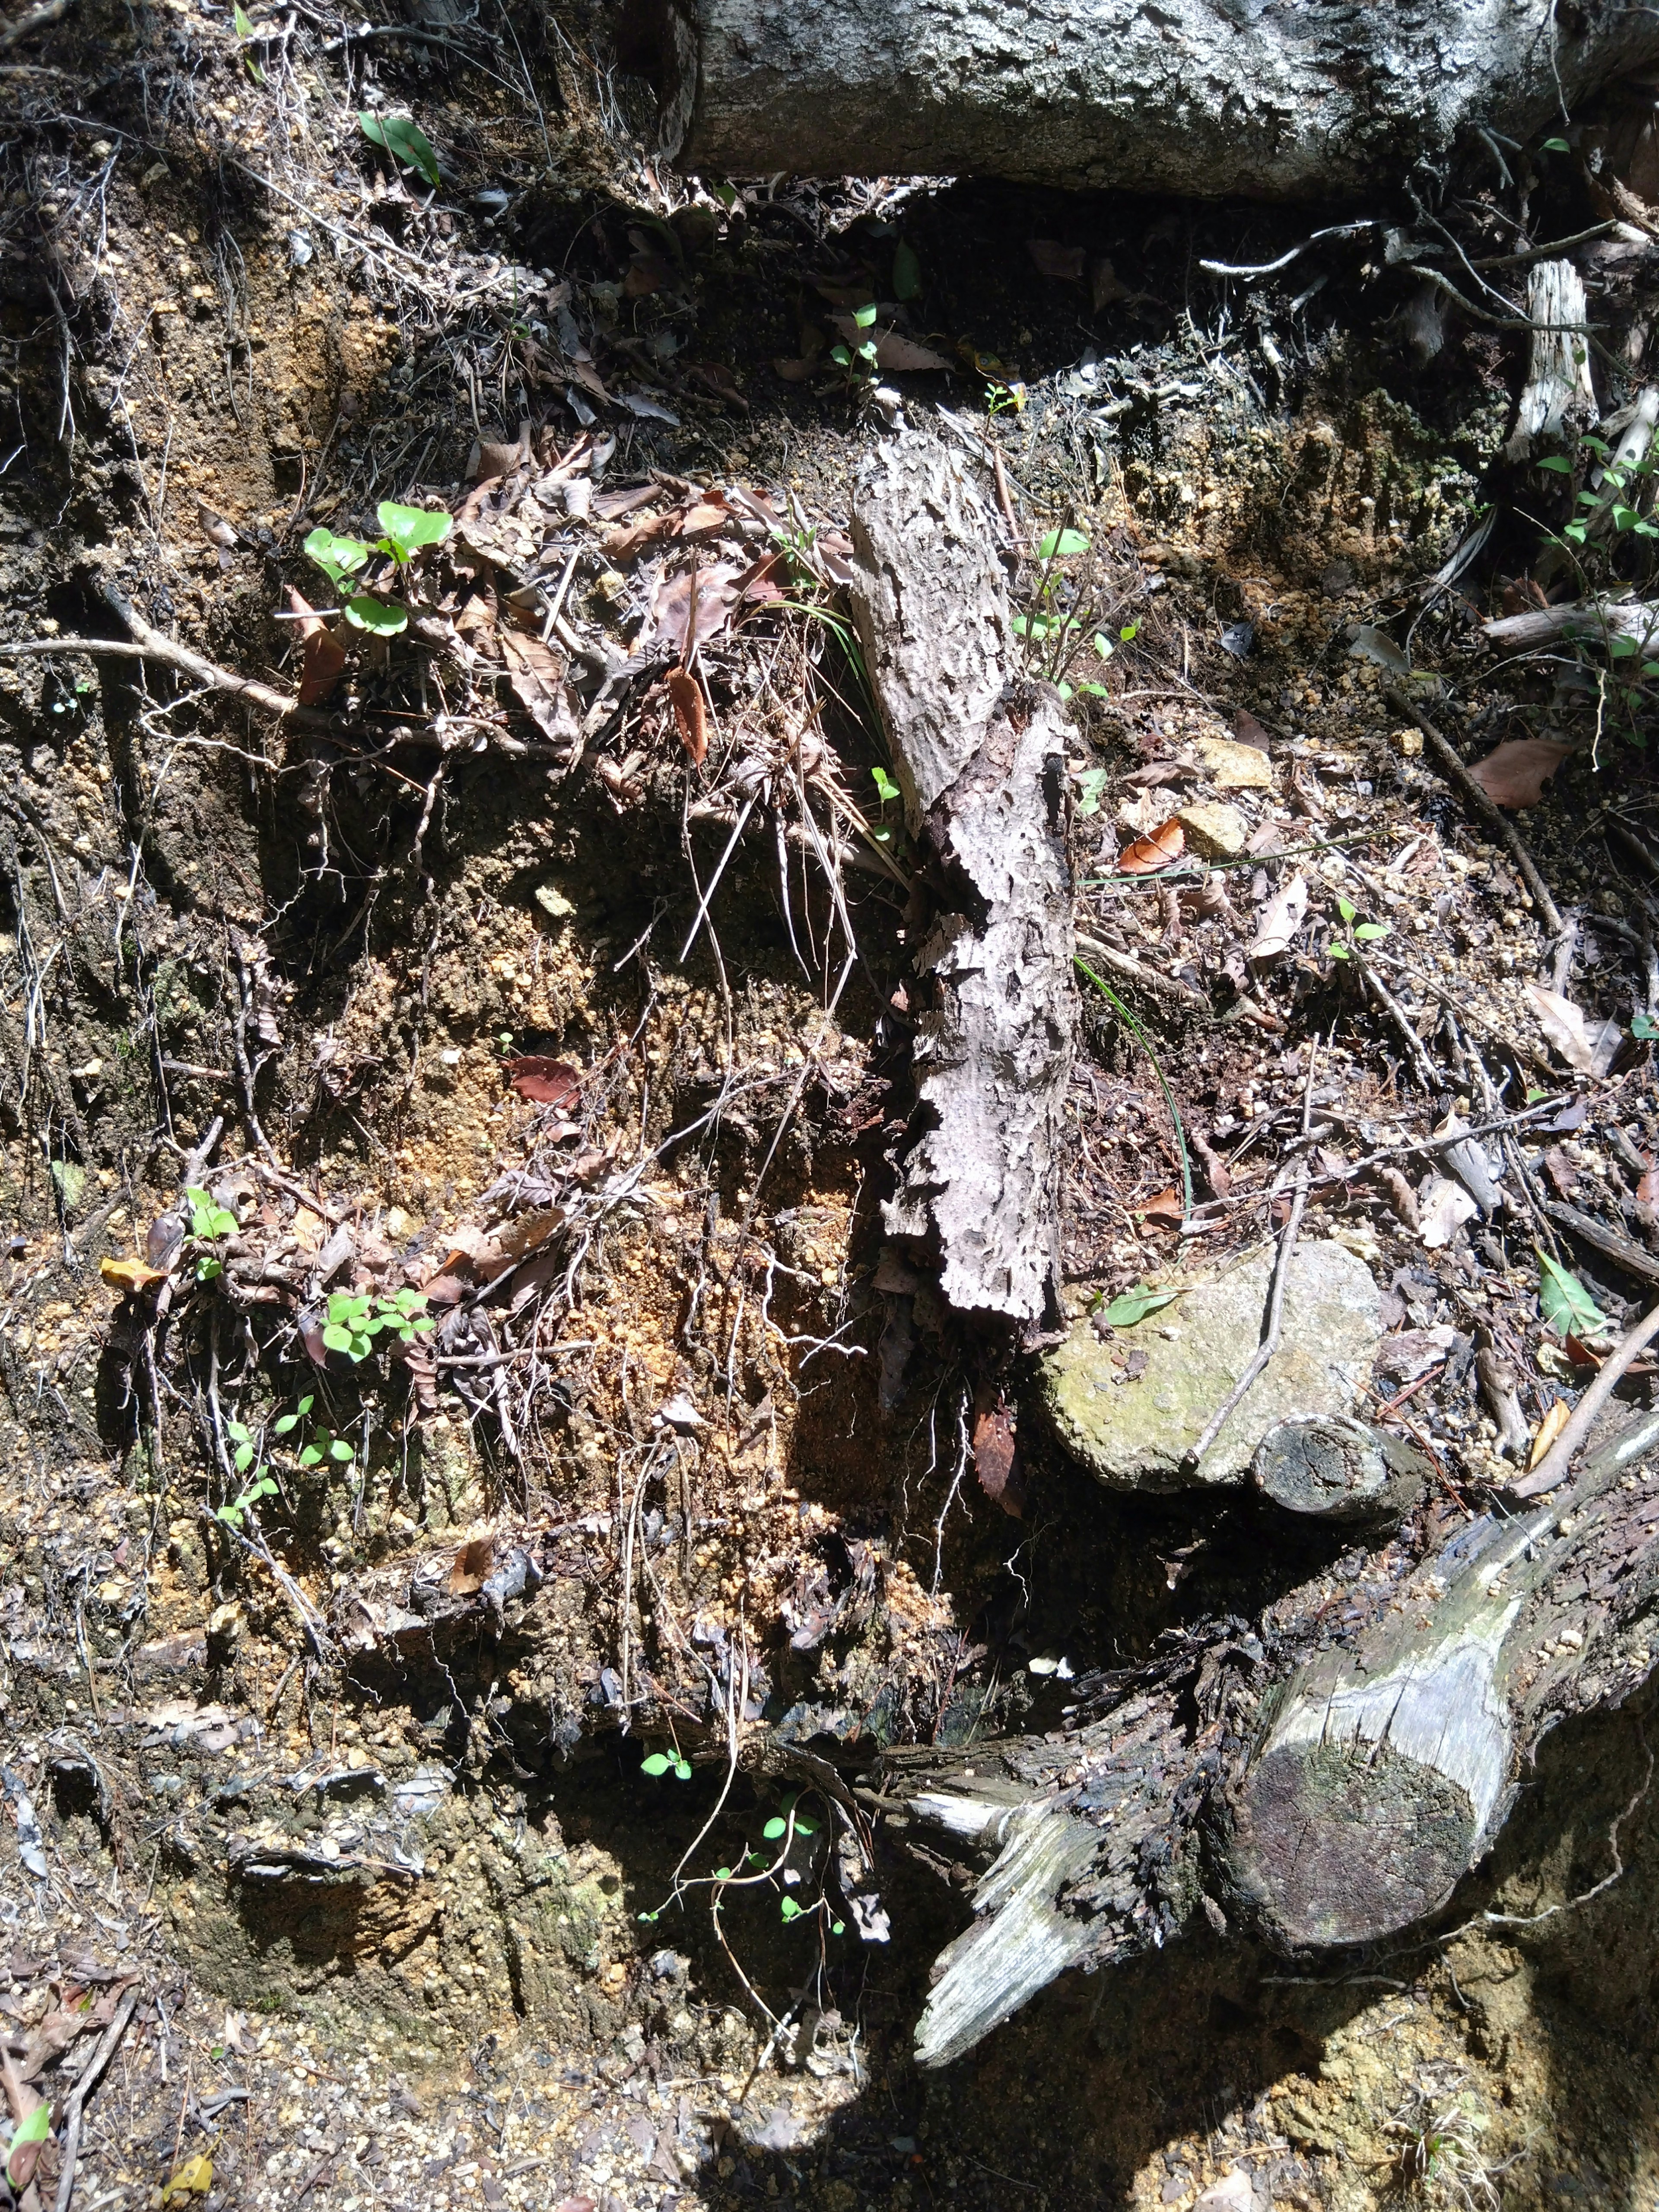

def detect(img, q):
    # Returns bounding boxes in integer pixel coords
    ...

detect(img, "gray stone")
[1041,1241,1386,1492]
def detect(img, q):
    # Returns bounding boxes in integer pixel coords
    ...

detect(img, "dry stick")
[1384,686,1565,940]
[1183,1159,1310,1471]
[1508,1296,1659,1499]
[1074,932,1212,1013]
[1354,954,1441,1091]
[0,590,323,729]
[53,1980,139,2212]
[0,0,74,49]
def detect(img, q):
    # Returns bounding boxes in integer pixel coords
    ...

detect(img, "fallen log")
[1250,1414,1427,1529]
[615,0,1659,200]
[848,429,1075,1330]
[888,1407,1659,2064]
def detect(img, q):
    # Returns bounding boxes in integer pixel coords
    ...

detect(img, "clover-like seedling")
[641,1751,692,1781]
[375,500,451,566]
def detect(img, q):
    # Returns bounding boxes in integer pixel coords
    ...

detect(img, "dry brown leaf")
[471,438,524,482]
[1141,1188,1185,1222]
[288,587,348,707]
[1468,737,1572,809]
[1525,981,1622,1075]
[1529,1396,1573,1469]
[1639,1163,1659,1204]
[686,361,750,412]
[826,315,951,373]
[1090,256,1129,310]
[972,1394,1023,1518]
[504,1055,582,1108]
[667,667,708,764]
[499,629,572,741]
[1246,871,1309,959]
[1233,708,1274,749]
[100,1255,167,1294]
[1027,238,1084,282]
[649,561,742,653]
[449,1536,495,1595]
[1118,818,1185,874]
[772,356,818,384]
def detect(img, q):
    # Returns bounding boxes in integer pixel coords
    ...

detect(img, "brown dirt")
[5,6,1659,2209]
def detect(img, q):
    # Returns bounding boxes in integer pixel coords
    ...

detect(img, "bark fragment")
[849,431,1075,1329]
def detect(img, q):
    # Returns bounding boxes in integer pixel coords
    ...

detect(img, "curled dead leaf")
[1141,1188,1185,1223]
[1529,1396,1572,1469]
[827,315,951,373]
[100,1255,167,1294]
[667,667,708,764]
[1117,818,1185,874]
[449,1536,495,1595]
[1246,871,1309,960]
[499,628,572,741]
[1468,737,1572,809]
[288,587,348,707]
[972,1392,1023,1517]
[1027,238,1085,282]
[1525,981,1622,1076]
[504,1055,582,1108]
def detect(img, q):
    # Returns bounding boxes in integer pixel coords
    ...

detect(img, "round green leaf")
[345,594,408,636]
[377,500,451,556]
[673,1759,692,1780]
[1037,527,1090,559]
[763,1816,787,1840]
[641,1752,672,1776]
[322,1324,352,1353]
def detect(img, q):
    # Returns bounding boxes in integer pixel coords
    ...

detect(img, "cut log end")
[1251,1416,1427,1529]
[1224,1735,1480,1950]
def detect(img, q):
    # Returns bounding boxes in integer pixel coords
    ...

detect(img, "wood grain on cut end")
[1227,1737,1478,1949]
[1251,1415,1427,1527]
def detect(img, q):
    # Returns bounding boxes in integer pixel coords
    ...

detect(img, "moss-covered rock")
[1041,1241,1385,1491]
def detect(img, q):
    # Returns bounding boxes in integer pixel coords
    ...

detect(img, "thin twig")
[1383,688,1565,939]
[53,1980,139,2212]
[1507,1297,1659,1499]
[0,0,74,51]
[1183,1159,1310,1470]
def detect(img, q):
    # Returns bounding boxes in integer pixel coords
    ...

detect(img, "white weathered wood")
[1504,260,1598,462]
[912,1805,1098,2068]
[849,431,1076,1328]
[1484,599,1659,652]
[617,0,1659,200]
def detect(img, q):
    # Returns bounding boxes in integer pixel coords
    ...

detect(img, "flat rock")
[1195,736,1273,789]
[1176,799,1248,860]
[1041,1241,1386,1491]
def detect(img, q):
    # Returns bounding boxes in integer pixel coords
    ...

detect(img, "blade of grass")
[1075,954,1194,1223]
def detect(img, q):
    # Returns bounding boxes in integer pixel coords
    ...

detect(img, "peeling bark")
[848,431,1075,1330]
[616,0,1659,200]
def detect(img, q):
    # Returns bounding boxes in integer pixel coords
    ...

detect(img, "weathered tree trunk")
[615,0,1659,199]
[848,430,1075,1330]
[887,1408,1659,2065]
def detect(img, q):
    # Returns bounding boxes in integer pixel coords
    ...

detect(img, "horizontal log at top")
[614,0,1659,199]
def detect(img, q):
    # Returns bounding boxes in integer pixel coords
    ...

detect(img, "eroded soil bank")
[6,6,1659,2207]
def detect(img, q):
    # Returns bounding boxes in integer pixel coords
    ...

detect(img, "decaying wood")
[1251,1414,1427,1528]
[888,1409,1659,2064]
[1483,599,1659,653]
[848,430,1075,1328]
[616,0,1659,200]
[1504,260,1598,462]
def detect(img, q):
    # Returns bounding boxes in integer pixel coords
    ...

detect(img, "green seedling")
[232,2,265,80]
[829,301,880,392]
[302,502,452,636]
[216,1471,278,1528]
[321,1286,434,1360]
[1327,893,1391,962]
[358,111,441,190]
[1101,1283,1180,1327]
[641,1750,692,1780]
[186,1183,238,1281]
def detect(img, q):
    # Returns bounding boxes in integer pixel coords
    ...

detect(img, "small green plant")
[358,111,441,190]
[216,1417,278,1526]
[232,3,265,81]
[302,501,452,635]
[1533,438,1659,742]
[186,1184,238,1281]
[642,1749,692,1781]
[1326,893,1391,962]
[829,301,879,393]
[1015,522,1140,697]
[273,1392,356,1475]
[1386,2076,1502,2209]
[322,1287,433,1360]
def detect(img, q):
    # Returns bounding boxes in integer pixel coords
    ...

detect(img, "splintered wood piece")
[849,431,1075,1328]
